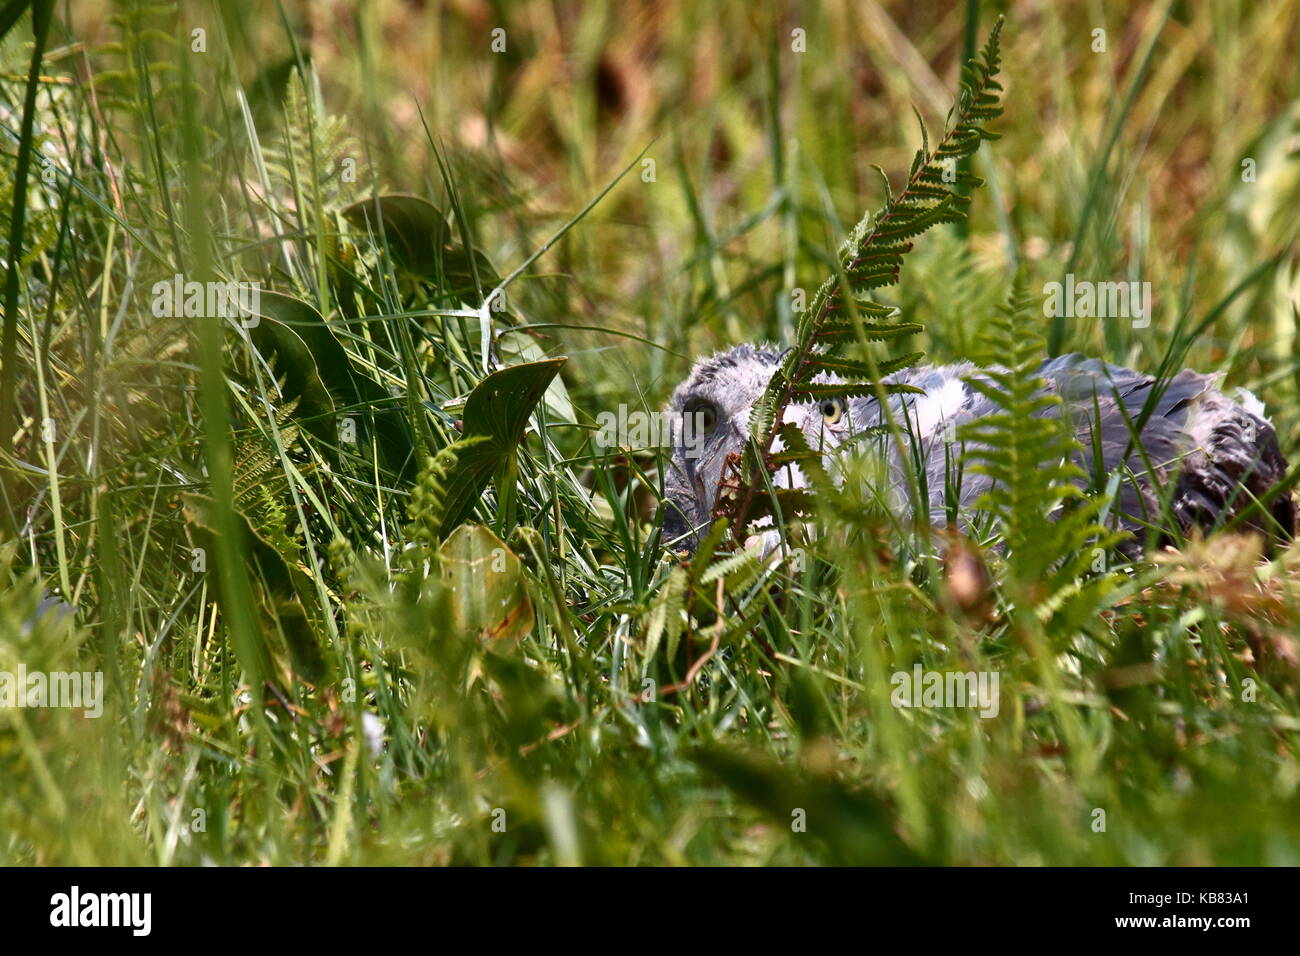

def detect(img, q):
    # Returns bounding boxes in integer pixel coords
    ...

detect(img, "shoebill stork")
[662,345,1295,556]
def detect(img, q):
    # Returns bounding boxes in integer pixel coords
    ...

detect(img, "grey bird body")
[663,345,1295,554]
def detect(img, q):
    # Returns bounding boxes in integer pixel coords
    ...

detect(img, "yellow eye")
[820,398,846,425]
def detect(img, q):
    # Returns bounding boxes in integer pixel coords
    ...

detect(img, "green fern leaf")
[717,17,1006,541]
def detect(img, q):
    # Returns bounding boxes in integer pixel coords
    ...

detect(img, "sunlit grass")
[1,0,1298,865]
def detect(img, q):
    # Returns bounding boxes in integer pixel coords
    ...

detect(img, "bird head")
[661,343,859,550]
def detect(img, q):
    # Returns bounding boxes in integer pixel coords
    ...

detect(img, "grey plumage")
[663,345,1295,554]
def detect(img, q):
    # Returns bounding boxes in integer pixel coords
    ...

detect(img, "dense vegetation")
[2,0,1299,865]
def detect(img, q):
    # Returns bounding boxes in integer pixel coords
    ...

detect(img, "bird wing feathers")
[846,353,1293,548]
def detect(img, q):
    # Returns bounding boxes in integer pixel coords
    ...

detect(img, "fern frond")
[262,67,360,217]
[718,18,1005,541]
[643,565,688,672]
[699,550,760,585]
[957,276,1124,625]
[403,444,466,562]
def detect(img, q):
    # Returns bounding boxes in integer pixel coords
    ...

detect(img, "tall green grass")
[1,0,1299,865]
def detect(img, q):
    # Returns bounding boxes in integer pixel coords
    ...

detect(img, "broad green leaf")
[245,310,337,448]
[497,324,576,423]
[0,1,32,45]
[439,524,534,641]
[250,290,416,482]
[341,193,499,290]
[438,357,566,537]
